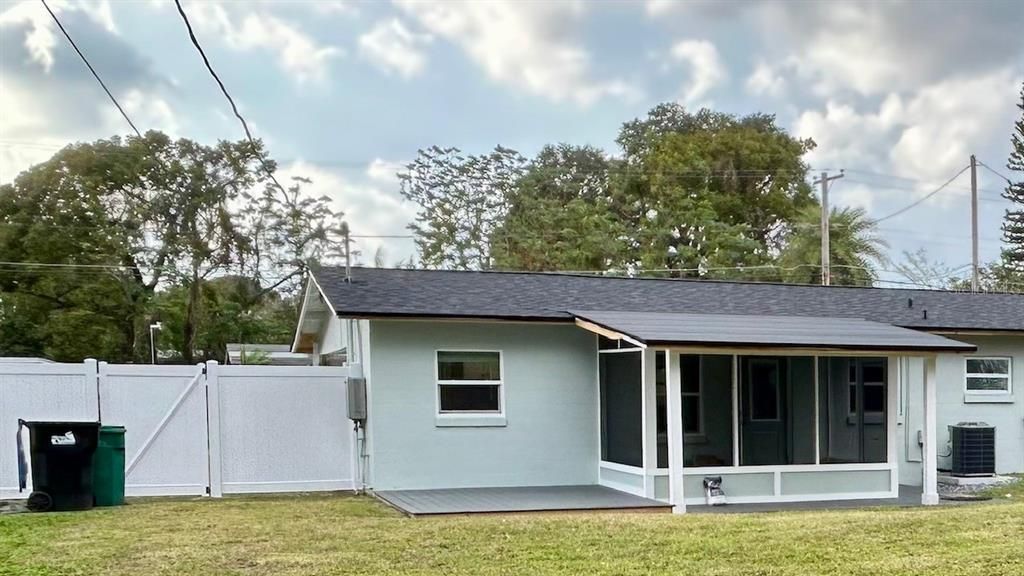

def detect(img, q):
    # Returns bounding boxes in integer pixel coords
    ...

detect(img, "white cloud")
[746,62,785,96]
[358,19,432,79]
[794,67,1020,204]
[0,2,179,182]
[0,0,118,72]
[645,1,1023,101]
[117,90,180,135]
[668,40,725,106]
[278,160,419,266]
[187,3,342,84]
[395,0,639,105]
[366,158,405,185]
[309,1,358,17]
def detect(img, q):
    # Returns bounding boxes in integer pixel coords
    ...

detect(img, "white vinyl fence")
[1,360,353,499]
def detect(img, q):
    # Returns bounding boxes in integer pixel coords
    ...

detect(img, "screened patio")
[574,310,976,513]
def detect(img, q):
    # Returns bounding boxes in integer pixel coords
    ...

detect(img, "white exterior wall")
[366,320,598,491]
[900,335,1024,482]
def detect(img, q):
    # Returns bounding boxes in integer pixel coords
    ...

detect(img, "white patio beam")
[666,350,686,513]
[921,356,939,505]
[641,347,659,498]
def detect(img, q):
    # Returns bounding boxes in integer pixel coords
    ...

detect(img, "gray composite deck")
[375,485,671,516]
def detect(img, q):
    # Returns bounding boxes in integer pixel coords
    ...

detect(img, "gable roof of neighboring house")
[310,266,1024,333]
[225,343,312,365]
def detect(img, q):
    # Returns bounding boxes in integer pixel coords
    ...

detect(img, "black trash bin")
[17,420,100,512]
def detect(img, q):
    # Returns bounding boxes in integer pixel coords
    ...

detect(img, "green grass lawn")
[2,493,1022,576]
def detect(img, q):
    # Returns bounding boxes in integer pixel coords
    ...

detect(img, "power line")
[171,0,288,196]
[975,159,1015,186]
[871,165,971,224]
[39,0,141,138]
[842,178,1004,201]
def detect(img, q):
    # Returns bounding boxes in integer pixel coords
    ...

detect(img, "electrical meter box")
[347,377,367,421]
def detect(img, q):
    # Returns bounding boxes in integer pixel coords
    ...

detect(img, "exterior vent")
[949,422,995,477]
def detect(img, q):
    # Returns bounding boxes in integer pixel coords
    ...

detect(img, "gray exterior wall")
[900,334,1024,483]
[366,320,599,491]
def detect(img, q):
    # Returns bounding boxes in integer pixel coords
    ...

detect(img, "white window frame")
[435,350,504,415]
[964,356,1012,395]
[681,355,704,436]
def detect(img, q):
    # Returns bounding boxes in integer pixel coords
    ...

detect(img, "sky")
[1,0,1022,285]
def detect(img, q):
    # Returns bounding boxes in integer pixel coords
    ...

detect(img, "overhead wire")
[39,0,142,138]
[870,165,971,224]
[171,0,289,196]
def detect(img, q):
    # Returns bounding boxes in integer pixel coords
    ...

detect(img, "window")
[965,357,1012,394]
[849,362,885,416]
[437,351,502,413]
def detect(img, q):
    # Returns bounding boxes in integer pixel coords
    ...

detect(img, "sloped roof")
[311,266,1024,332]
[571,310,977,352]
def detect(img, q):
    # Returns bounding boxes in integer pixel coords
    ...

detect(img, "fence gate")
[99,363,210,496]
[2,360,352,500]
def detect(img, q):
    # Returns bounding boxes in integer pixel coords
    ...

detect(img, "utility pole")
[813,171,844,286]
[970,154,979,292]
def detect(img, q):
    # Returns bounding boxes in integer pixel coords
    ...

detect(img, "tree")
[242,175,345,296]
[891,249,964,289]
[0,131,341,362]
[612,105,817,276]
[152,276,298,363]
[492,144,625,271]
[777,206,888,286]
[399,146,526,269]
[0,133,178,361]
[1001,83,1024,271]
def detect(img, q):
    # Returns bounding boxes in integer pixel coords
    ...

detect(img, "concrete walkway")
[375,485,671,516]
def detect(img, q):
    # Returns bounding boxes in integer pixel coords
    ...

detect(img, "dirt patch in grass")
[979,474,1024,501]
[1,493,1022,576]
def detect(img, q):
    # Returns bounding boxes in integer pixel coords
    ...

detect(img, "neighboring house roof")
[571,310,976,352]
[0,357,55,363]
[311,266,1024,332]
[226,343,312,366]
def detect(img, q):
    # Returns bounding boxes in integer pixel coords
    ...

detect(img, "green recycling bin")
[92,426,126,506]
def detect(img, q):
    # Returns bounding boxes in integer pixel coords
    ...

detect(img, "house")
[224,343,316,366]
[292,266,1023,513]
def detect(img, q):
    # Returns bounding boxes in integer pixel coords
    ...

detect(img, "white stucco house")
[293,266,1023,513]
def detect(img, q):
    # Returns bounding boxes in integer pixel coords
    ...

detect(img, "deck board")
[375,485,671,516]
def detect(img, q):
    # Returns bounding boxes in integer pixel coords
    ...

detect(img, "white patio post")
[641,348,659,498]
[666,350,686,513]
[921,356,939,505]
[886,356,900,497]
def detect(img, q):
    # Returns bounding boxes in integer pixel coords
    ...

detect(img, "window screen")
[437,351,502,413]
[600,351,642,467]
[965,358,1011,393]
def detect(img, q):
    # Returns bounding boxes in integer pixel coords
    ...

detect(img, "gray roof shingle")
[571,310,977,351]
[312,266,1024,332]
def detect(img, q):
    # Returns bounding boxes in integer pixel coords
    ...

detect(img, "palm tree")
[778,206,888,286]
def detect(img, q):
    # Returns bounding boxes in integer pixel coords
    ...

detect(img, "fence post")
[84,358,100,422]
[205,360,223,497]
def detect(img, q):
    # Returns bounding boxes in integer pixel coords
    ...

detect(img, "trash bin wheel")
[27,491,53,512]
